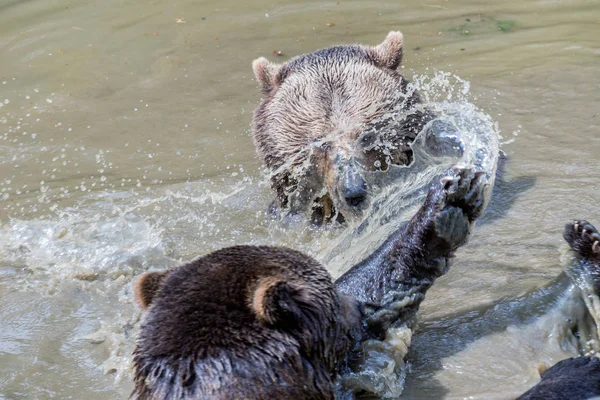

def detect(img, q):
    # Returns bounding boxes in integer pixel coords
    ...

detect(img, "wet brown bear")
[252,32,456,223]
[131,211,600,399]
[131,246,361,399]
[131,166,491,399]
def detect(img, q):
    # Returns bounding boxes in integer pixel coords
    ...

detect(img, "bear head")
[131,245,362,399]
[252,31,433,223]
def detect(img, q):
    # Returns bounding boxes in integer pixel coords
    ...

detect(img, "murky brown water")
[1,0,599,399]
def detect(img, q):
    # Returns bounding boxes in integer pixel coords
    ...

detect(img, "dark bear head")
[252,32,433,223]
[131,245,361,399]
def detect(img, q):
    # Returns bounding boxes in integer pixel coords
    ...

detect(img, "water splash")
[0,71,500,388]
[321,71,500,276]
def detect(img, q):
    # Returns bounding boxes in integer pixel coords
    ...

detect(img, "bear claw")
[564,220,600,260]
[435,167,487,221]
[422,166,488,253]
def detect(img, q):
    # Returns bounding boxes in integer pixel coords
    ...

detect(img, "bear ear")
[372,31,404,70]
[251,277,305,326]
[134,271,169,310]
[252,57,283,93]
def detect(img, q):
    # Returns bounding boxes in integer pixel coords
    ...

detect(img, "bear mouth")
[310,192,369,226]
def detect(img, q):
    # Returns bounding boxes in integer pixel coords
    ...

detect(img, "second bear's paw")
[564,220,600,262]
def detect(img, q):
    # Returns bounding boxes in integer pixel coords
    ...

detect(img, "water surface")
[1,0,599,398]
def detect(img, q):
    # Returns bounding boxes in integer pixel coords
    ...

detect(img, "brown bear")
[252,31,462,224]
[131,213,600,399]
[131,165,490,399]
[130,164,600,400]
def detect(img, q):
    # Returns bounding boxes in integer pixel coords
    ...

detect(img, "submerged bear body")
[131,196,600,399]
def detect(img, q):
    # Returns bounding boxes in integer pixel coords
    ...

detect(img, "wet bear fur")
[131,246,362,400]
[252,31,436,223]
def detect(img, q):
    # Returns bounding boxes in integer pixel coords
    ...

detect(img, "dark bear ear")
[252,57,283,93]
[372,31,404,70]
[134,271,170,310]
[251,277,305,326]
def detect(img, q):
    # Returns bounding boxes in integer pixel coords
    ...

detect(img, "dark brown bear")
[131,211,600,399]
[131,166,490,399]
[131,246,361,399]
[252,32,454,223]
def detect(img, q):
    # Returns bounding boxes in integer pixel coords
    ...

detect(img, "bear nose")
[341,169,367,208]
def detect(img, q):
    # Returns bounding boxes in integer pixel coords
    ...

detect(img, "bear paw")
[439,166,487,220]
[564,220,600,262]
[423,166,487,252]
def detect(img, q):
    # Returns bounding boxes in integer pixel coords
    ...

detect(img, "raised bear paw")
[421,166,488,254]
[564,220,600,262]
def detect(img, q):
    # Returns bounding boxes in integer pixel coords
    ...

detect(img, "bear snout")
[339,166,368,208]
